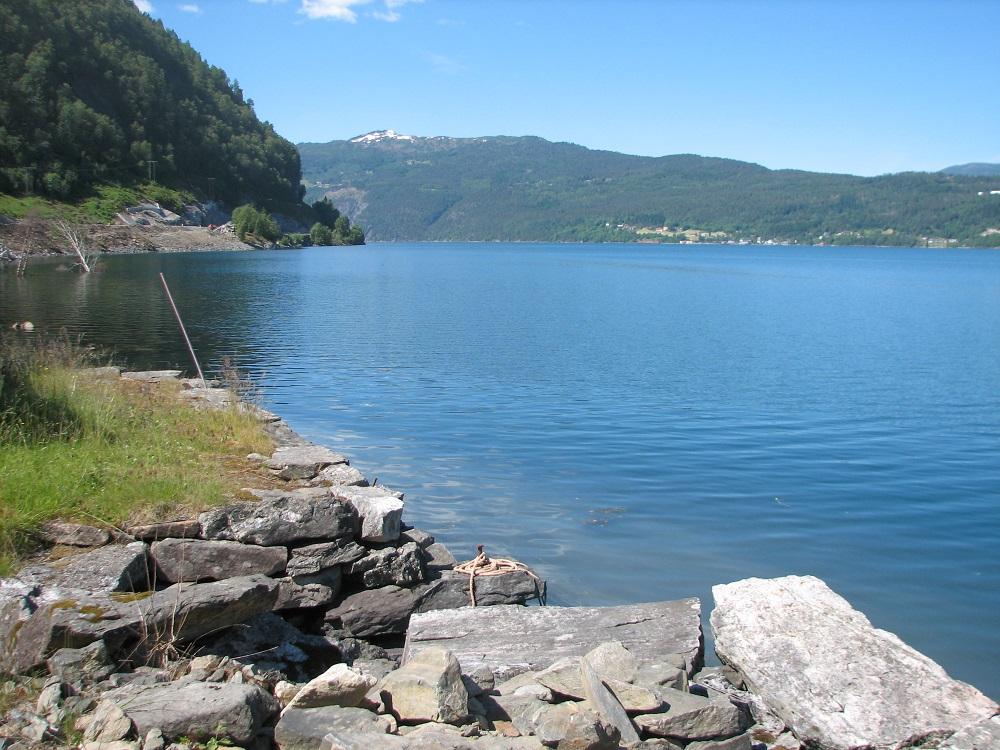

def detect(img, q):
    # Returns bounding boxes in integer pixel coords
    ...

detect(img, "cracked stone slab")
[711,576,998,750]
[403,600,703,683]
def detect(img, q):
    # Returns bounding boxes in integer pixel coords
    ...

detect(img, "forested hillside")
[0,0,303,210]
[940,163,1000,177]
[300,133,1000,246]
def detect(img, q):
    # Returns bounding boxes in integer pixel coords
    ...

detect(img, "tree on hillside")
[310,222,333,246]
[0,0,303,208]
[333,215,350,238]
[233,204,280,243]
[312,197,341,228]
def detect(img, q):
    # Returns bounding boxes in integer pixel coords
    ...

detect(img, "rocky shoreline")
[0,222,254,257]
[0,371,996,750]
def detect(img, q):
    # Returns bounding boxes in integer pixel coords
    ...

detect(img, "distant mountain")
[299,132,1000,247]
[940,163,1000,177]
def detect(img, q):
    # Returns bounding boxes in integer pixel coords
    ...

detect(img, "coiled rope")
[453,545,542,607]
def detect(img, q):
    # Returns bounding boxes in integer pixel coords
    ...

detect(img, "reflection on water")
[2,243,999,697]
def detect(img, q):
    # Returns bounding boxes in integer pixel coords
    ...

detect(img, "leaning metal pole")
[159,272,206,385]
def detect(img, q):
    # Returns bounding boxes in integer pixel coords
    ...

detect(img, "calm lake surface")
[3,242,999,697]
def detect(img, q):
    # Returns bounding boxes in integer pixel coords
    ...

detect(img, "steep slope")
[0,0,303,209]
[300,132,1000,246]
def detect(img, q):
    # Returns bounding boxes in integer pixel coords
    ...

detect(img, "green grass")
[0,194,65,221]
[1,183,196,224]
[0,334,274,575]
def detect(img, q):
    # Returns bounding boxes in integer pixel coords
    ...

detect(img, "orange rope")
[453,545,540,606]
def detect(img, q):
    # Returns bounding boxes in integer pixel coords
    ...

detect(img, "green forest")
[300,135,1000,247]
[0,0,302,212]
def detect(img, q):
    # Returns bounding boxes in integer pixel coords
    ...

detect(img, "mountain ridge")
[940,163,1000,177]
[299,133,1000,246]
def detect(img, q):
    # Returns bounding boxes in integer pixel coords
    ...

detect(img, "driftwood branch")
[53,219,94,273]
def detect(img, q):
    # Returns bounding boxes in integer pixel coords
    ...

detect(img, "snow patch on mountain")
[350,129,416,144]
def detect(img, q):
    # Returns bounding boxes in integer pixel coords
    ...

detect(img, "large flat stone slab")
[403,600,702,682]
[711,576,998,750]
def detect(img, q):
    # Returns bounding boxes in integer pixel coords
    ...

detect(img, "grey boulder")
[19,574,277,669]
[274,577,338,610]
[128,520,201,541]
[484,694,583,745]
[416,569,544,611]
[580,656,639,745]
[558,708,622,750]
[633,689,742,741]
[399,527,435,548]
[47,641,115,684]
[379,646,470,724]
[274,705,393,750]
[265,444,349,480]
[711,575,998,750]
[938,716,1000,750]
[310,464,369,487]
[348,542,426,588]
[200,489,358,545]
[83,699,135,743]
[330,486,405,543]
[39,521,110,547]
[287,539,366,576]
[686,733,753,750]
[423,543,457,574]
[325,585,420,638]
[286,663,378,709]
[105,682,279,744]
[43,541,149,592]
[0,543,151,672]
[197,612,340,681]
[150,538,286,583]
[535,642,639,701]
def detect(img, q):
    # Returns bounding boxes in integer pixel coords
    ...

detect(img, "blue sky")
[136,0,999,176]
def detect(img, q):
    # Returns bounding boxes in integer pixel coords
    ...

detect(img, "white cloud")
[373,0,420,21]
[298,0,422,23]
[179,3,202,12]
[299,0,372,22]
[133,0,154,13]
[425,51,463,73]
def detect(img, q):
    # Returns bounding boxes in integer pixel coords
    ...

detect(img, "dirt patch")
[0,221,253,256]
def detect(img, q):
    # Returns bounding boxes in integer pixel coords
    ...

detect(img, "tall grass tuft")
[0,332,98,444]
[0,334,274,575]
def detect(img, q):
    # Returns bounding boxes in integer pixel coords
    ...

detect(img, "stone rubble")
[1,369,994,750]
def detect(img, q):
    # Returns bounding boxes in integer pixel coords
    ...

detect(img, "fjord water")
[3,243,999,696]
